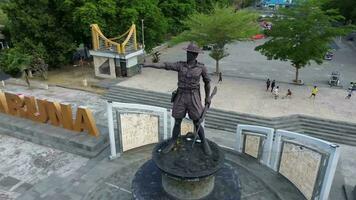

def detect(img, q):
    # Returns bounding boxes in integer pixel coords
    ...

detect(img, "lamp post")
[141,19,146,63]
[141,19,145,49]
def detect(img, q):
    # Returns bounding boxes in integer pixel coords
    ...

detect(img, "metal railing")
[91,24,138,54]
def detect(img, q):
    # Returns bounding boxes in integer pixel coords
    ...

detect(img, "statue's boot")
[162,138,177,154]
[202,140,212,156]
[161,118,182,154]
[197,125,212,156]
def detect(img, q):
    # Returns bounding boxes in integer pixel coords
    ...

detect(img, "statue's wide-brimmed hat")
[183,42,203,54]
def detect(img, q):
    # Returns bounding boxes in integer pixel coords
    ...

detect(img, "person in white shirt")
[273,86,279,99]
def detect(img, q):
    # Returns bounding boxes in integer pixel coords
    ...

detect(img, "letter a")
[0,92,8,113]
[73,107,99,137]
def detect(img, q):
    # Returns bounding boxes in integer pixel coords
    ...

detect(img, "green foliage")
[324,0,356,24]
[118,0,168,51]
[3,0,77,67]
[159,0,196,34]
[0,8,7,25]
[255,0,352,82]
[172,5,259,73]
[232,0,254,10]
[195,0,231,13]
[0,47,32,76]
[72,0,118,43]
[1,0,238,68]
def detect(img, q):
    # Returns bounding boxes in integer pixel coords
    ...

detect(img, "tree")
[255,0,351,83]
[232,0,254,10]
[0,47,32,77]
[159,0,196,34]
[72,0,168,52]
[194,0,232,13]
[172,5,259,73]
[3,0,78,67]
[324,0,356,24]
[0,42,48,87]
[0,8,7,25]
[72,0,119,46]
[118,0,168,51]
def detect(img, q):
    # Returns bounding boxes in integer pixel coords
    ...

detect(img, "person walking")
[309,86,318,99]
[266,78,271,91]
[218,72,223,83]
[273,86,279,99]
[345,89,353,99]
[270,80,276,92]
[283,89,292,99]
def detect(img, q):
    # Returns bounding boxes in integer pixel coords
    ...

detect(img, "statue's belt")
[177,87,200,92]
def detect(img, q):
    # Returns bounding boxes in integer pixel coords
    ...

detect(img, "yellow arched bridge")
[91,23,139,54]
[90,24,144,78]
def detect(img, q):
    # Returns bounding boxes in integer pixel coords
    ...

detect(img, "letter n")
[46,101,73,130]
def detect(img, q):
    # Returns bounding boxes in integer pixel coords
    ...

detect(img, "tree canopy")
[255,0,352,82]
[159,0,196,35]
[3,0,78,67]
[172,4,259,73]
[0,0,246,71]
[324,0,356,24]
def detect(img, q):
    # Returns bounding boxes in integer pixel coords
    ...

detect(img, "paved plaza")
[119,68,356,123]
[159,39,356,87]
[0,84,355,199]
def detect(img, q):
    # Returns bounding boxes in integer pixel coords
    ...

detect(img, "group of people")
[266,79,292,99]
[346,82,356,99]
[266,79,356,100]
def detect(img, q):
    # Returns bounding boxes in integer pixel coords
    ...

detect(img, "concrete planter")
[292,79,304,85]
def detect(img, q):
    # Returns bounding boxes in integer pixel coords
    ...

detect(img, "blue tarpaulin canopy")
[262,0,292,5]
[0,71,11,81]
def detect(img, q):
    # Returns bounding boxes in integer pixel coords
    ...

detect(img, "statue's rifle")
[192,86,218,148]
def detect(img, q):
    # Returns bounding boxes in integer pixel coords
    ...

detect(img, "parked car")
[324,51,334,61]
[252,34,266,40]
[202,45,213,51]
[328,71,341,87]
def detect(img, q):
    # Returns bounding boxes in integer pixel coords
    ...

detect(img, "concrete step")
[206,113,274,125]
[105,85,356,146]
[0,113,109,158]
[300,119,356,136]
[105,95,172,109]
[302,123,356,138]
[302,127,356,143]
[107,90,170,103]
[303,130,356,146]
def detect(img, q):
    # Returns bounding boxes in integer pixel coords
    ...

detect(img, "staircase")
[105,86,356,146]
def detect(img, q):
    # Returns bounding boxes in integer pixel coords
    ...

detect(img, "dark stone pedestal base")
[132,160,241,200]
[162,173,215,199]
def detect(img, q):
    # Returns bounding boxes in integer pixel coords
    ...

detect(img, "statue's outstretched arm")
[143,62,180,71]
[143,63,165,69]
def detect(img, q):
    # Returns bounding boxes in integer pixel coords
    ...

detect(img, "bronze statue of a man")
[144,43,212,155]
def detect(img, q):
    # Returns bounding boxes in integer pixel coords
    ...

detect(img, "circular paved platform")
[84,145,306,200]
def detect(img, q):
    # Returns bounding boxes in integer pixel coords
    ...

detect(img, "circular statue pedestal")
[132,136,241,200]
[153,136,224,199]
